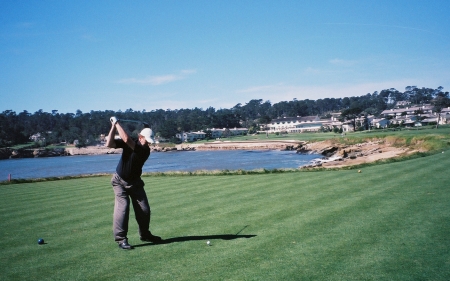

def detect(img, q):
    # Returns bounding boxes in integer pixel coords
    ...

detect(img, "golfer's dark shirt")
[115,139,150,181]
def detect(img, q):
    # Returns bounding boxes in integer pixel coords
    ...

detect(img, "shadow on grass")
[133,234,257,248]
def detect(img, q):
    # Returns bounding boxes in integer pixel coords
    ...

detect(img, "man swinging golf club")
[106,116,162,250]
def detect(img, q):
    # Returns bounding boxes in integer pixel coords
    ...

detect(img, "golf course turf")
[0,150,449,280]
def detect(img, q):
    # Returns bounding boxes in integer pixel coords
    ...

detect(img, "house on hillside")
[378,104,450,127]
[438,107,450,124]
[371,118,389,129]
[321,116,345,132]
[208,127,248,138]
[420,116,438,126]
[354,115,375,129]
[30,131,52,142]
[395,100,411,107]
[267,116,341,133]
[30,133,44,142]
[176,131,206,142]
[341,122,353,132]
[380,105,433,118]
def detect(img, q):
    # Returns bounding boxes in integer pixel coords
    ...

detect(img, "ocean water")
[0,150,320,180]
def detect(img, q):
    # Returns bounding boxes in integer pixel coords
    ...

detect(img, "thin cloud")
[117,70,196,85]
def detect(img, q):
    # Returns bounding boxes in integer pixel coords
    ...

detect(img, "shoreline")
[175,140,304,151]
[0,139,413,169]
[0,140,305,160]
[301,139,413,168]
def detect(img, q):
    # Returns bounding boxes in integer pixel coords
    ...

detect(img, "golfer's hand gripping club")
[110,116,119,125]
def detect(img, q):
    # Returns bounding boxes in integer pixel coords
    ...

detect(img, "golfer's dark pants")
[111,173,152,243]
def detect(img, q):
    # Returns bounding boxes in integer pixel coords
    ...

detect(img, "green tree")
[413,109,424,128]
[0,110,29,147]
[159,120,179,139]
[222,128,232,138]
[431,94,450,129]
[340,105,362,132]
[204,129,213,140]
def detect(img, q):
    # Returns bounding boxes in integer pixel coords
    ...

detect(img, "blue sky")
[1,0,449,114]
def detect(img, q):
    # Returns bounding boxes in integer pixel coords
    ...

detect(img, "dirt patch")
[301,139,414,168]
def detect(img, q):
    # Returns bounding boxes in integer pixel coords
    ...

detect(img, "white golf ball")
[206,241,211,245]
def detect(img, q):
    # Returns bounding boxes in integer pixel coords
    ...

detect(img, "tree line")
[1,86,449,148]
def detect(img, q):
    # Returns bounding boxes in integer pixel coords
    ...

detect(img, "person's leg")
[129,178,162,242]
[111,173,131,243]
[129,178,152,238]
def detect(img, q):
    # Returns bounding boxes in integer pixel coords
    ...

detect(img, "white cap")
[140,128,155,144]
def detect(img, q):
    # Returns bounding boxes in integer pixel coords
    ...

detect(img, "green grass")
[1,151,449,280]
[7,142,36,149]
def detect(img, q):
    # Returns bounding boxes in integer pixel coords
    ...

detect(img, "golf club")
[110,117,150,128]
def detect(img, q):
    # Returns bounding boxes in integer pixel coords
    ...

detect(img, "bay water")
[0,150,320,181]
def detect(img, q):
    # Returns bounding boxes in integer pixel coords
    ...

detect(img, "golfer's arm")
[115,123,136,150]
[106,125,117,148]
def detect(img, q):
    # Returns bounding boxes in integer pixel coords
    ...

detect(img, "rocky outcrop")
[65,147,121,156]
[0,145,179,160]
[300,139,409,168]
[2,148,67,159]
[176,140,305,151]
[150,146,177,152]
[314,146,340,157]
[0,148,12,160]
[8,148,33,158]
[32,148,66,157]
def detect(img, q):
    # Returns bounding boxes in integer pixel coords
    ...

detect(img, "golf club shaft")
[119,119,150,128]
[119,119,142,124]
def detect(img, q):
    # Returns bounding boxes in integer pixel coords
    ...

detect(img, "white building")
[30,133,44,142]
[371,118,390,128]
[176,131,206,142]
[267,116,342,133]
[209,128,248,138]
[30,131,52,142]
[395,100,411,107]
[381,105,450,126]
[438,107,450,124]
[380,105,433,118]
